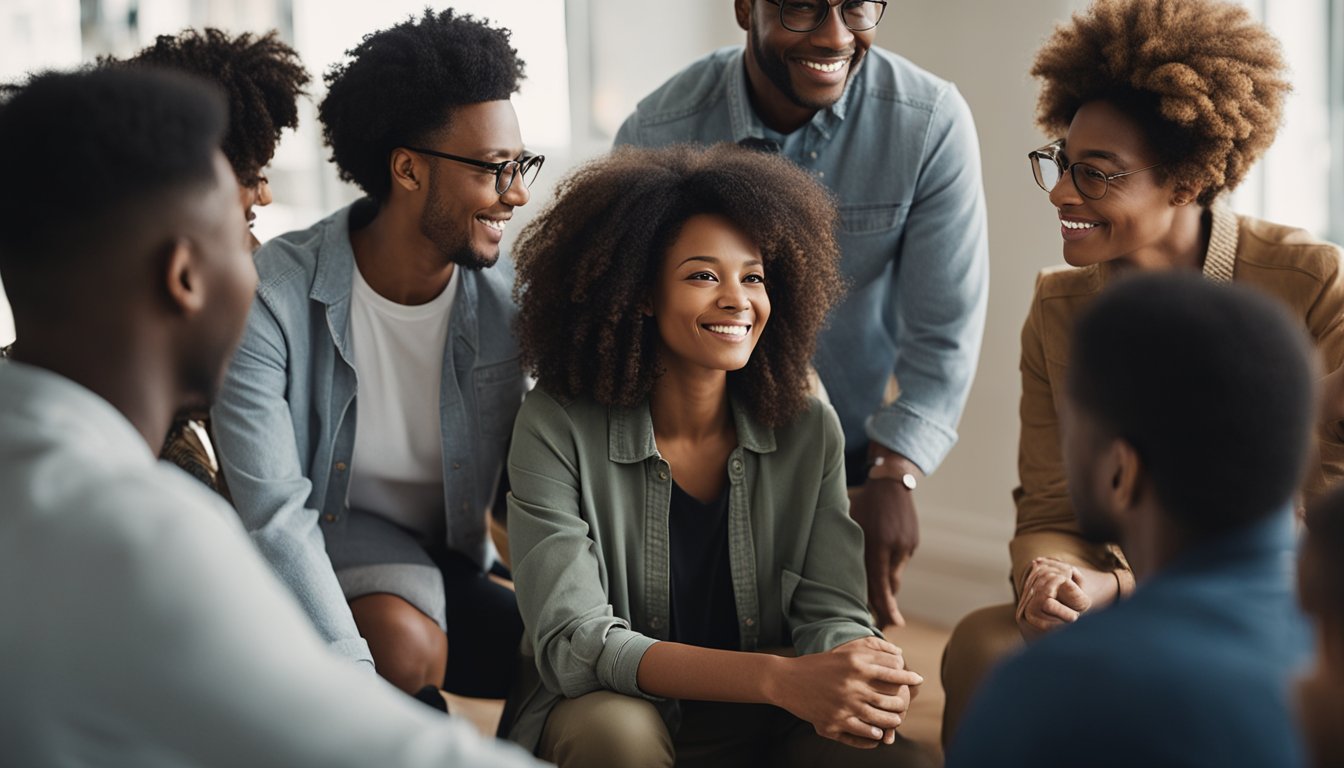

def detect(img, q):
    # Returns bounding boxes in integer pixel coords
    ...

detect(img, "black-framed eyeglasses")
[763,0,887,33]
[1028,139,1160,201]
[403,146,545,196]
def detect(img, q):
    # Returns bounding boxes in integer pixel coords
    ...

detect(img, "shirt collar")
[727,49,856,144]
[1202,202,1239,283]
[608,394,777,464]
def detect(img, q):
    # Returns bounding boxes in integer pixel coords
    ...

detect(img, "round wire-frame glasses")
[1028,139,1161,201]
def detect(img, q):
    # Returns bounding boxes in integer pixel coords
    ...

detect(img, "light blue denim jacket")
[615,46,989,474]
[211,200,525,666]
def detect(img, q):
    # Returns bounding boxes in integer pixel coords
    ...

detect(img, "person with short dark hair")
[503,144,932,768]
[101,27,310,498]
[948,274,1315,767]
[209,9,540,700]
[941,0,1344,742]
[0,66,541,768]
[615,1,991,631]
[1299,487,1344,768]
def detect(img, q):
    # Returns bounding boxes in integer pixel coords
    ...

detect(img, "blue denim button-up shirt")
[616,46,989,474]
[211,200,525,666]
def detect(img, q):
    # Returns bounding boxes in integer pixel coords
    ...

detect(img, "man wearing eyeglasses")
[617,0,989,633]
[211,9,540,706]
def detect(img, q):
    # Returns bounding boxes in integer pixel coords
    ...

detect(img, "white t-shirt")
[348,264,458,538]
[0,361,543,768]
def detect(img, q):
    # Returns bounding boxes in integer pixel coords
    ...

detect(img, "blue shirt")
[615,46,989,474]
[948,512,1311,768]
[211,200,526,666]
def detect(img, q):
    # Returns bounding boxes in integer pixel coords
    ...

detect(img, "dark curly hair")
[513,144,845,428]
[1031,0,1289,206]
[113,28,308,187]
[319,8,525,202]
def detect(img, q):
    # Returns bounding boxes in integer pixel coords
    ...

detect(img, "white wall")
[870,1,1094,627]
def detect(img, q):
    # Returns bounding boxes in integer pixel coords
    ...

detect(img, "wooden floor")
[445,618,953,765]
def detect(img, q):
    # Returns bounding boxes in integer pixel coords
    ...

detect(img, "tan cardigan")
[1010,206,1344,597]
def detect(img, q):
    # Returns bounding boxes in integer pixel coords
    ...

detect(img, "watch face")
[901,473,917,491]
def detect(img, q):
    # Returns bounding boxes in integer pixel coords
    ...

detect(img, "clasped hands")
[1015,556,1119,641]
[769,636,922,749]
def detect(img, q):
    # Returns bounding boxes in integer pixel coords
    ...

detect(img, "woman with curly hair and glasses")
[941,0,1344,746]
[502,144,933,768]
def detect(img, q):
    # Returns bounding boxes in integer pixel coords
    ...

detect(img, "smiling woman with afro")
[940,0,1344,749]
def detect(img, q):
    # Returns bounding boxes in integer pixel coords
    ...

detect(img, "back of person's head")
[0,68,228,317]
[113,28,309,186]
[319,8,525,202]
[1068,273,1315,534]
[513,143,844,428]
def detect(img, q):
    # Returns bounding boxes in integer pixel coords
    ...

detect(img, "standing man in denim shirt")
[212,9,541,703]
[616,0,989,627]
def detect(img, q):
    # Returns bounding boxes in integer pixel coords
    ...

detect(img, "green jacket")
[504,388,879,750]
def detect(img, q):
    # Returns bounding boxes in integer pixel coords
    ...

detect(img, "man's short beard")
[749,25,847,113]
[420,169,497,271]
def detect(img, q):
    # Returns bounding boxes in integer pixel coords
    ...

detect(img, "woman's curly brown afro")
[1032,0,1290,205]
[513,144,845,429]
[117,28,309,187]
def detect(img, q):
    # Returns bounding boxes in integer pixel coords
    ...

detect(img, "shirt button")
[817,171,825,179]
[322,514,336,523]
[809,151,818,159]
[743,618,755,627]
[649,616,662,629]
[732,459,743,473]
[334,462,347,472]
[658,470,668,481]
[452,462,461,470]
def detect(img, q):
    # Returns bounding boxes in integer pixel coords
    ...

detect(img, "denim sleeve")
[507,392,659,701]
[210,298,373,668]
[865,83,989,475]
[787,404,883,655]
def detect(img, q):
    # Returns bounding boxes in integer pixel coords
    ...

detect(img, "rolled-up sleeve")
[866,84,989,475]
[507,392,659,700]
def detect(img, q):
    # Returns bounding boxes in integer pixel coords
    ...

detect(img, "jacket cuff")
[864,404,958,476]
[596,628,660,700]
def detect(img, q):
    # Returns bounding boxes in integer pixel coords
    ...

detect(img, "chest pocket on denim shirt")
[473,357,525,441]
[837,203,908,283]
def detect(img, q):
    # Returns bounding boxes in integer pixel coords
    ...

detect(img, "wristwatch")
[868,455,917,490]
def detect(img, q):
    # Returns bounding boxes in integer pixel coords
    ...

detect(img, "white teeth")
[1059,217,1102,229]
[801,60,845,73]
[1061,219,1099,230]
[706,324,749,336]
[477,217,507,232]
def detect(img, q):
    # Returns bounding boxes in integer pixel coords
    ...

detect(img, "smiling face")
[737,0,874,130]
[1048,100,1189,268]
[651,213,771,377]
[418,99,531,270]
